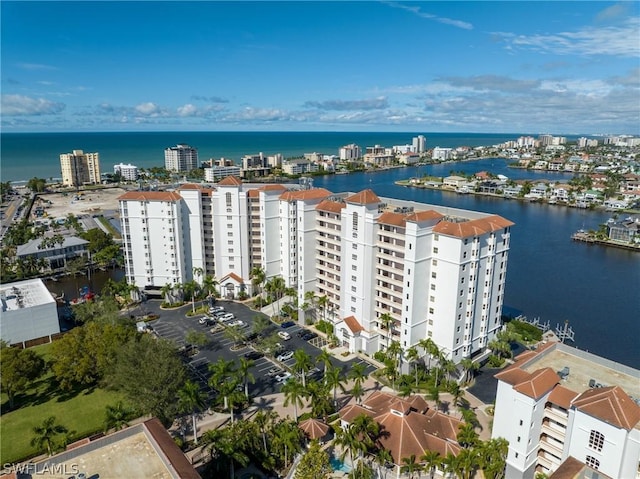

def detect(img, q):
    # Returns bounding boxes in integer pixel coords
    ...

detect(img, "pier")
[572,231,640,252]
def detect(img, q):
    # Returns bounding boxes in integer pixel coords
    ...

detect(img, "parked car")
[275,371,292,382]
[301,331,318,341]
[304,367,322,378]
[267,366,283,377]
[209,306,225,314]
[296,329,309,337]
[244,350,264,360]
[227,319,245,328]
[280,320,296,328]
[276,350,294,362]
[220,313,235,321]
[244,332,259,342]
[198,316,211,324]
[278,331,291,341]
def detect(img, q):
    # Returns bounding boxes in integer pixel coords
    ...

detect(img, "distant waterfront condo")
[164,144,198,172]
[204,165,242,182]
[60,150,101,187]
[113,163,138,181]
[118,178,513,363]
[492,341,640,479]
[412,134,427,153]
[339,143,361,161]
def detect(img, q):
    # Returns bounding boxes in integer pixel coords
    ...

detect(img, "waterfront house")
[529,183,549,198]
[503,185,523,198]
[607,217,640,243]
[548,159,565,171]
[16,235,89,270]
[551,184,571,202]
[442,175,468,189]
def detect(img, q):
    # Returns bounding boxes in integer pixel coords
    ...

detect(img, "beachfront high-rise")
[118,179,513,363]
[60,150,101,187]
[164,144,198,172]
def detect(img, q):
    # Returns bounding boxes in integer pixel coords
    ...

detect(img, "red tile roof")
[298,418,329,439]
[548,385,580,409]
[219,272,244,284]
[405,210,444,223]
[316,199,346,214]
[217,176,243,186]
[248,184,288,197]
[572,386,640,430]
[377,212,406,227]
[177,183,204,190]
[513,368,560,400]
[118,191,182,202]
[279,188,333,201]
[339,391,462,465]
[343,315,364,334]
[433,215,514,238]
[345,189,380,205]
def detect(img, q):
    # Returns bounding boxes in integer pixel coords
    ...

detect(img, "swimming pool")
[330,456,352,473]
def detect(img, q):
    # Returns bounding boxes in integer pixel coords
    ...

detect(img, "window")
[585,456,600,470]
[226,192,232,208]
[430,284,436,290]
[433,247,439,254]
[432,259,438,266]
[434,233,439,241]
[588,430,604,452]
[352,212,358,231]
[432,272,437,279]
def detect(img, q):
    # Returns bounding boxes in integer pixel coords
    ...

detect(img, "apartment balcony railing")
[543,407,568,425]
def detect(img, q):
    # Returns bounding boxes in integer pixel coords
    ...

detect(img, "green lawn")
[1,343,126,464]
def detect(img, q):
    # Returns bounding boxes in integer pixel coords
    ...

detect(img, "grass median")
[0,343,125,464]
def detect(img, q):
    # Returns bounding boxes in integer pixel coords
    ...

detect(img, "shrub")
[316,320,333,335]
[487,354,505,368]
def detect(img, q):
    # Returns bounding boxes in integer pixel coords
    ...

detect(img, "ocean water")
[1,131,533,183]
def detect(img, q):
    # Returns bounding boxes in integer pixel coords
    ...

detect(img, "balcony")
[543,406,568,426]
[539,435,564,457]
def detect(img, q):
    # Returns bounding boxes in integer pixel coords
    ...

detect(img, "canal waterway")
[44,159,639,368]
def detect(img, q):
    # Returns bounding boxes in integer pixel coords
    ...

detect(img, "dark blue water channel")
[313,160,640,368]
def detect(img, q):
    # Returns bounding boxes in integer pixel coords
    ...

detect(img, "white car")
[277,331,291,341]
[277,350,294,362]
[275,371,292,382]
[209,306,224,314]
[198,316,211,324]
[226,319,245,328]
[220,313,235,321]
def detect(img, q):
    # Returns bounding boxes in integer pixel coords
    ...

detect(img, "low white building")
[205,165,242,182]
[492,342,640,479]
[432,147,453,161]
[0,279,59,345]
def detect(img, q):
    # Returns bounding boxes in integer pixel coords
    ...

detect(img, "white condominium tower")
[164,144,199,172]
[119,178,513,362]
[60,150,101,187]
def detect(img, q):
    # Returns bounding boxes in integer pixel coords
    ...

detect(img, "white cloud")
[17,62,57,71]
[382,1,473,30]
[135,102,163,116]
[494,17,640,57]
[1,94,65,116]
[304,97,389,110]
[177,104,198,117]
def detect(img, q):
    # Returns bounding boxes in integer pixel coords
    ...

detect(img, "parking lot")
[144,299,377,402]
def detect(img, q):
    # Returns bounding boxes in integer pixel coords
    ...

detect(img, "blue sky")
[1,1,638,134]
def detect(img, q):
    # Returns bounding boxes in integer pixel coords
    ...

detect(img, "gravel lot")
[33,187,127,221]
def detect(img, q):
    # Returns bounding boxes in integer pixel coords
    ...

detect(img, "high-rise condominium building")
[113,163,139,181]
[164,144,198,172]
[492,342,640,479]
[60,150,101,187]
[118,178,513,363]
[412,135,427,153]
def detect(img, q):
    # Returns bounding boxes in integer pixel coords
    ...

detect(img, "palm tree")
[347,362,367,389]
[316,294,329,322]
[202,425,249,479]
[457,447,480,479]
[441,452,460,479]
[282,377,307,420]
[334,424,358,470]
[304,290,317,321]
[418,337,440,371]
[400,454,422,479]
[450,383,465,408]
[306,379,334,420]
[238,357,256,399]
[192,266,203,285]
[160,282,174,305]
[178,379,207,445]
[421,450,442,479]
[30,416,68,456]
[316,349,334,376]
[292,349,313,387]
[208,358,236,410]
[460,358,479,385]
[374,448,394,479]
[183,279,200,314]
[379,312,394,349]
[478,437,508,479]
[250,265,266,296]
[273,419,303,469]
[201,274,218,301]
[350,381,366,405]
[350,413,379,459]
[324,366,346,407]
[405,346,420,387]
[457,423,479,449]
[104,401,133,433]
[253,410,278,455]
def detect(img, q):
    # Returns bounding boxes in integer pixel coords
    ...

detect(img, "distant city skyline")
[1,1,638,134]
